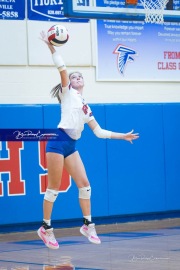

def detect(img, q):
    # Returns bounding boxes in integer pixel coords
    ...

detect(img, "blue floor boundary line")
[0,210,180,234]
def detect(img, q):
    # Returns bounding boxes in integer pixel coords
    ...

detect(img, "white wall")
[0,19,180,104]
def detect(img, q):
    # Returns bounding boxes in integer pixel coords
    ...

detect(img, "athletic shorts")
[46,128,77,158]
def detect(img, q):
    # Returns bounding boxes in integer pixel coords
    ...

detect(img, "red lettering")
[38,141,48,193]
[38,141,71,193]
[164,51,168,59]
[163,51,180,59]
[158,62,177,70]
[0,141,25,196]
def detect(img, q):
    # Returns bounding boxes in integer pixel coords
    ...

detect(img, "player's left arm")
[88,119,139,144]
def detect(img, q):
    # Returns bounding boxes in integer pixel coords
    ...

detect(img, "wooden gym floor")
[0,218,180,270]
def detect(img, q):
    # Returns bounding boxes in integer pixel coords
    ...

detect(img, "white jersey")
[57,84,94,140]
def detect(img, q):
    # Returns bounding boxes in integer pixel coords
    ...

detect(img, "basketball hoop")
[140,0,169,24]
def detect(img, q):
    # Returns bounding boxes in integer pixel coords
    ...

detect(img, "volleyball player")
[37,31,139,249]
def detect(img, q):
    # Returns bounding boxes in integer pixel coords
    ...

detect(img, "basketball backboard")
[63,0,180,22]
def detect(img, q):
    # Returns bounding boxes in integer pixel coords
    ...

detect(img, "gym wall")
[0,103,180,227]
[0,4,180,228]
[0,19,180,104]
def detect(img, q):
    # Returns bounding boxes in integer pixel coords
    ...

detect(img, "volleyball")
[47,25,69,47]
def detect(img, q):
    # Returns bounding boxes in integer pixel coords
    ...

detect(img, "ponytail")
[50,83,62,103]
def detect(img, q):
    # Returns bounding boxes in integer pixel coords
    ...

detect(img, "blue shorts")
[46,128,77,158]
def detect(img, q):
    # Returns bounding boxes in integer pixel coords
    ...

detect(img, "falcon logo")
[113,45,137,76]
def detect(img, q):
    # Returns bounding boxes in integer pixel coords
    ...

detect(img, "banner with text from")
[96,0,180,81]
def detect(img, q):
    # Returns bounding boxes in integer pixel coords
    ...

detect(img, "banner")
[28,0,89,22]
[96,20,180,81]
[96,1,180,81]
[0,129,68,141]
[0,0,25,20]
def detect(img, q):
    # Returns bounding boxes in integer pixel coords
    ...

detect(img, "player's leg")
[65,151,90,216]
[64,151,101,244]
[44,152,64,220]
[37,152,64,249]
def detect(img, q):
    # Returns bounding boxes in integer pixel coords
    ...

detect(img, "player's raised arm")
[39,31,69,88]
[88,119,139,144]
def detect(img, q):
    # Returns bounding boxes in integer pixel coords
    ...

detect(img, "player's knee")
[79,186,91,199]
[44,188,59,202]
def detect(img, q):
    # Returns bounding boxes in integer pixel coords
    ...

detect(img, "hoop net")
[140,0,169,24]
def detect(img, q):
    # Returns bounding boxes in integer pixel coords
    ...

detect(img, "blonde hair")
[50,83,62,104]
[51,71,83,103]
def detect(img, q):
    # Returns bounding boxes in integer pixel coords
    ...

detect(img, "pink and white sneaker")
[80,223,101,244]
[37,226,59,249]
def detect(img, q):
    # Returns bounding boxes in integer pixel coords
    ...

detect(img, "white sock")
[84,215,92,222]
[43,219,51,226]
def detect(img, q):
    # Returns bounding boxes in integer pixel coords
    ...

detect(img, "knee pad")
[44,189,59,203]
[79,186,91,199]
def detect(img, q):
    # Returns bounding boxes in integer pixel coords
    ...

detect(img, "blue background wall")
[0,103,180,227]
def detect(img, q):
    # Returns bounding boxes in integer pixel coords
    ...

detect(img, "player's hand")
[123,129,139,144]
[39,31,50,45]
[39,31,56,53]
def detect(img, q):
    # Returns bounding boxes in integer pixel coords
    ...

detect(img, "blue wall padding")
[163,103,180,210]
[0,103,179,225]
[78,105,109,217]
[106,104,166,215]
[0,104,43,128]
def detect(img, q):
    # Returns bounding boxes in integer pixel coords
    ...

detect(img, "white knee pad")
[44,189,59,203]
[79,186,91,199]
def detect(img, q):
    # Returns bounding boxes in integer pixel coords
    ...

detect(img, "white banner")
[96,15,180,82]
